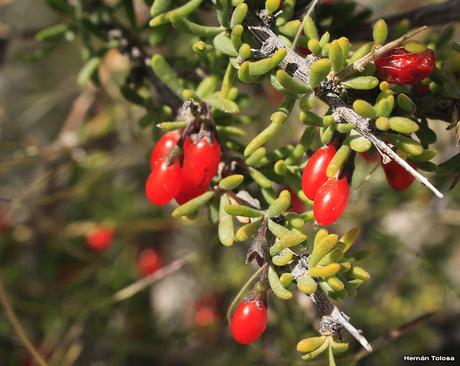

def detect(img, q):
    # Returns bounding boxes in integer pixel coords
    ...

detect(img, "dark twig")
[354,312,437,361]
[244,12,443,198]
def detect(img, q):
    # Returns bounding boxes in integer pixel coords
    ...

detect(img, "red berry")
[138,248,163,277]
[194,294,221,328]
[145,159,182,205]
[375,47,435,85]
[182,138,221,189]
[382,159,416,191]
[313,177,350,226]
[231,298,268,344]
[86,227,115,251]
[150,132,179,169]
[302,144,336,200]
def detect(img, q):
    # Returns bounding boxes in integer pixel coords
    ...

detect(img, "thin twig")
[108,253,196,305]
[335,26,428,81]
[354,312,437,361]
[226,266,264,326]
[291,0,320,50]
[0,273,48,366]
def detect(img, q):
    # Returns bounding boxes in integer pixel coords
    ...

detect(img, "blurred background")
[0,0,459,365]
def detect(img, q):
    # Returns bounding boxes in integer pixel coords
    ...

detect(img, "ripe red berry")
[313,177,350,226]
[231,298,268,344]
[194,294,221,328]
[145,159,182,205]
[374,47,435,85]
[138,248,163,277]
[182,137,221,189]
[150,132,179,169]
[382,159,416,191]
[302,144,336,200]
[86,227,115,251]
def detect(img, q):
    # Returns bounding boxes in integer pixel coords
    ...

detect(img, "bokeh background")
[0,0,459,365]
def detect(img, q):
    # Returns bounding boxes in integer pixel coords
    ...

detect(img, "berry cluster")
[146,129,221,206]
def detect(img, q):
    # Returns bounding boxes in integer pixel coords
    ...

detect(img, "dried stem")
[0,273,49,366]
[335,26,428,81]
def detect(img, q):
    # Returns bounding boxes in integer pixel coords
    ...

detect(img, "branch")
[0,272,48,366]
[245,13,443,198]
[354,312,437,361]
[291,256,372,352]
[341,0,460,41]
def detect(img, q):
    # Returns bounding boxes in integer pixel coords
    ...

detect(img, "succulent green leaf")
[268,266,293,300]
[172,191,215,217]
[218,194,234,246]
[224,204,264,218]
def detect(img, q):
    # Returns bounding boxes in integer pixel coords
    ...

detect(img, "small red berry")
[138,248,163,277]
[150,132,179,169]
[382,159,416,191]
[194,294,221,328]
[302,144,336,200]
[374,47,435,85]
[313,177,350,226]
[182,138,221,189]
[86,227,115,251]
[231,298,268,344]
[145,159,182,205]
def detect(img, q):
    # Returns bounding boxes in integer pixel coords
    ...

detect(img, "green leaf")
[248,48,287,77]
[297,274,317,294]
[309,59,331,88]
[213,32,238,57]
[276,69,311,94]
[35,23,68,42]
[151,0,171,17]
[218,194,234,246]
[342,76,379,90]
[267,190,291,217]
[150,54,184,98]
[216,0,230,28]
[78,57,101,86]
[230,2,248,28]
[235,219,262,241]
[150,0,203,27]
[219,174,244,191]
[171,15,224,37]
[203,92,239,113]
[172,191,215,217]
[224,204,264,218]
[309,234,339,267]
[268,266,293,300]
